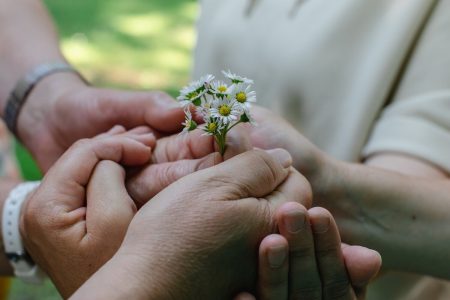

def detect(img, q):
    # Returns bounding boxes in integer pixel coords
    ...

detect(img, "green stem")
[227,120,242,132]
[215,131,227,156]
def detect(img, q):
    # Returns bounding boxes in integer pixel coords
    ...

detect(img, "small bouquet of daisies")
[177,70,256,155]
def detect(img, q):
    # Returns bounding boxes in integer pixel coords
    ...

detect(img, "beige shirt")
[194,0,450,299]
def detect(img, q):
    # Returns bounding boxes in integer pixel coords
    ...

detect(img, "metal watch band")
[2,181,46,284]
[4,62,81,135]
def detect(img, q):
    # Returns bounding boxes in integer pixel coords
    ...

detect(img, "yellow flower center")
[207,122,217,132]
[236,92,247,103]
[217,85,227,93]
[185,120,192,128]
[219,105,231,116]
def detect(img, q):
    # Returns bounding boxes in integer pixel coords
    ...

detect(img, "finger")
[125,133,156,149]
[44,136,152,212]
[257,234,289,300]
[268,166,312,209]
[309,207,353,300]
[341,244,381,298]
[233,293,256,300]
[150,149,292,214]
[152,126,252,164]
[95,128,156,148]
[276,202,322,299]
[222,126,253,160]
[85,161,136,246]
[192,149,292,200]
[97,90,185,133]
[152,130,215,163]
[127,152,222,207]
[106,125,127,135]
[127,126,154,135]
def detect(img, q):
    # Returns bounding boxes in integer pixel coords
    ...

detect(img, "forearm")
[0,0,65,109]
[313,156,450,279]
[71,253,168,300]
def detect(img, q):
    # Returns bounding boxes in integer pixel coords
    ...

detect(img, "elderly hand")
[127,127,253,207]
[242,105,327,182]
[20,126,155,297]
[72,149,312,300]
[236,202,381,300]
[16,73,185,171]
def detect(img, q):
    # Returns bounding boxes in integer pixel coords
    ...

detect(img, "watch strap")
[2,181,45,284]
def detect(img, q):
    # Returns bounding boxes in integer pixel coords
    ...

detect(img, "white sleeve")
[363,0,450,173]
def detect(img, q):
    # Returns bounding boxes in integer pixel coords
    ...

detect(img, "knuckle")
[160,163,184,186]
[247,150,278,184]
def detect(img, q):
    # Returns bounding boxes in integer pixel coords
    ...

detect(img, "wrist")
[16,71,86,158]
[72,250,171,300]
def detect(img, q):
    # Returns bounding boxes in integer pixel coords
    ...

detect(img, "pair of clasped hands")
[18,74,381,299]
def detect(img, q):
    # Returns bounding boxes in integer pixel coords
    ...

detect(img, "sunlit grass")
[56,1,198,95]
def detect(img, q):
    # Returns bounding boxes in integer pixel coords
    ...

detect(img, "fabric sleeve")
[362,0,450,173]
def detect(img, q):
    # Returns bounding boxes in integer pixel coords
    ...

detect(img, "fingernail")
[268,245,287,268]
[312,216,330,234]
[284,210,306,233]
[266,149,292,168]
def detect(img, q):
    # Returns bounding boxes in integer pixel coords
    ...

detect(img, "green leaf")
[192,98,202,106]
[240,113,250,123]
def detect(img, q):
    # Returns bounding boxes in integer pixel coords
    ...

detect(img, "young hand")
[236,202,381,300]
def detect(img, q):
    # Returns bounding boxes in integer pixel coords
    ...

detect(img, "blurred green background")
[9,0,198,299]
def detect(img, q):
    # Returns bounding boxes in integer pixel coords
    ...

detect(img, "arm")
[247,106,450,279]
[0,0,65,105]
[0,0,185,171]
[314,152,450,279]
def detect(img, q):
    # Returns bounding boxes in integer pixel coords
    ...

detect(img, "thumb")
[341,244,382,296]
[86,160,136,246]
[95,89,185,134]
[43,133,151,213]
[127,152,222,207]
[174,149,293,201]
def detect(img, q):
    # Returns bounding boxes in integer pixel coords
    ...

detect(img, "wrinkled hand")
[127,128,253,207]
[242,105,326,181]
[236,202,381,300]
[20,126,155,298]
[74,149,312,300]
[17,73,184,171]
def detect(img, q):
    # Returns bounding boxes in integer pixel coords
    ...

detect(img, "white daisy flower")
[222,70,254,85]
[198,74,215,89]
[177,81,206,107]
[202,119,224,136]
[210,97,242,124]
[232,83,256,112]
[210,81,234,98]
[181,110,197,134]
